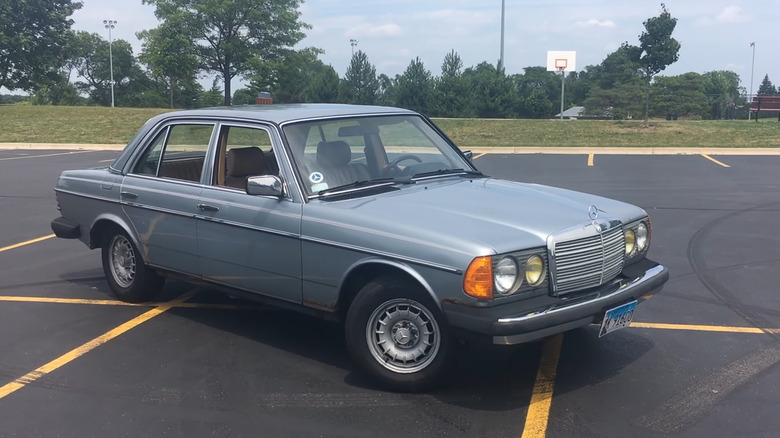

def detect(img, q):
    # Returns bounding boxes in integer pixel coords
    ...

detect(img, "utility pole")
[749,42,755,120]
[499,0,505,70]
[350,39,359,57]
[103,20,117,108]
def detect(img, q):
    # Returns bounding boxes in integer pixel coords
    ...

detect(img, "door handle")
[120,191,138,199]
[197,203,220,212]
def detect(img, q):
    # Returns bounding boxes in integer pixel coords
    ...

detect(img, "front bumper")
[443,258,669,345]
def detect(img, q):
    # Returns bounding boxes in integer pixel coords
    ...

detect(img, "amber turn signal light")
[464,256,493,299]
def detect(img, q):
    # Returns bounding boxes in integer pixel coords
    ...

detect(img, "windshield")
[282,115,473,197]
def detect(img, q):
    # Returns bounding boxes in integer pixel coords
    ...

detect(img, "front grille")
[552,225,624,294]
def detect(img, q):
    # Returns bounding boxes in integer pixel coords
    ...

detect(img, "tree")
[0,0,82,92]
[523,88,554,119]
[583,84,644,119]
[137,16,200,108]
[513,67,561,118]
[308,65,340,103]
[461,62,518,118]
[394,57,434,114]
[637,3,681,123]
[433,50,468,117]
[701,70,741,119]
[340,50,379,105]
[757,74,777,95]
[67,31,149,106]
[142,0,309,106]
[650,73,709,118]
[247,47,326,103]
[376,73,396,106]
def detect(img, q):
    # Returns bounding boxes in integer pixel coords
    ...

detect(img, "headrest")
[316,141,351,167]
[227,147,268,177]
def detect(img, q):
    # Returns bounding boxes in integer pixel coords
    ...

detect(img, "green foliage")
[66,31,150,107]
[137,16,200,108]
[757,74,777,95]
[523,88,554,119]
[650,73,708,118]
[341,50,379,105]
[461,62,518,118]
[247,47,327,103]
[638,3,681,122]
[394,57,434,114]
[232,88,258,105]
[308,65,340,103]
[142,0,309,105]
[30,74,84,106]
[0,0,82,91]
[376,74,396,106]
[433,50,468,117]
[583,84,644,119]
[701,70,742,119]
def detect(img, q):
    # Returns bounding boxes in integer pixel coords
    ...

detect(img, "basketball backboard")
[546,51,576,72]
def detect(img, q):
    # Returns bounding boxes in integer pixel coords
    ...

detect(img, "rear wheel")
[345,277,454,392]
[101,229,163,302]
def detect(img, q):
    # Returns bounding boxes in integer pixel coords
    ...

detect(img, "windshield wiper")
[410,168,485,180]
[316,178,410,197]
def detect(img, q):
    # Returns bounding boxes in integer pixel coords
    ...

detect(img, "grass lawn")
[1,104,779,148]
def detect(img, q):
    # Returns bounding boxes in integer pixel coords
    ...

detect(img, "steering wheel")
[383,154,423,176]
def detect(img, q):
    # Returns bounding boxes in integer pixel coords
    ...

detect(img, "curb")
[1,143,780,156]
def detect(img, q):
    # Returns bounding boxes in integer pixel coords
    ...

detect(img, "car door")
[120,122,215,275]
[195,123,303,303]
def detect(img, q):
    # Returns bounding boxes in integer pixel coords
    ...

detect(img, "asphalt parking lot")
[1,149,779,437]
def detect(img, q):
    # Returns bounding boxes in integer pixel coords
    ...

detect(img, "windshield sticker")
[309,172,324,184]
[311,182,329,192]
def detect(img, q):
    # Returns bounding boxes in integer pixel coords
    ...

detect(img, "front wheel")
[345,278,455,392]
[101,229,164,303]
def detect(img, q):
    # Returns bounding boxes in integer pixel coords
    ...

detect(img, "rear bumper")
[443,258,669,345]
[51,217,81,239]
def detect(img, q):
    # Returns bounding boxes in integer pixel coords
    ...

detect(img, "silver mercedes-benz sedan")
[51,104,668,391]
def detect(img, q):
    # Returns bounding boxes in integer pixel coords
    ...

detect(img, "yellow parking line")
[700,154,730,168]
[0,151,93,161]
[0,292,194,401]
[0,234,55,253]
[472,152,487,160]
[521,333,563,438]
[631,322,780,334]
[587,153,594,167]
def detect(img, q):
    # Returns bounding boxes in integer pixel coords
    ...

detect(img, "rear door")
[121,122,215,275]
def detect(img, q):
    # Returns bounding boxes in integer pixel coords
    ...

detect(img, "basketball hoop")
[555,59,567,71]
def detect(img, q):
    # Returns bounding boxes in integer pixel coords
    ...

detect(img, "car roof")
[158,103,417,125]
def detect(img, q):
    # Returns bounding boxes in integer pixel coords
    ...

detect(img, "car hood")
[303,177,645,265]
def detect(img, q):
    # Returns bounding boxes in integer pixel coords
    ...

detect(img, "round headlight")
[625,229,636,256]
[525,255,545,286]
[494,257,518,295]
[636,222,648,251]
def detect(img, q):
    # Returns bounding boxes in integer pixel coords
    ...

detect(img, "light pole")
[749,42,755,120]
[103,20,117,108]
[350,39,358,57]
[499,0,505,70]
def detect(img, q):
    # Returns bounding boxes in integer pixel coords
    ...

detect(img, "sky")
[49,0,780,95]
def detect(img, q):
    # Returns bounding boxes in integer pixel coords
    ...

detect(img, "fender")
[341,257,441,310]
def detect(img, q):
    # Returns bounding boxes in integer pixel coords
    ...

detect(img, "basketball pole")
[559,68,565,120]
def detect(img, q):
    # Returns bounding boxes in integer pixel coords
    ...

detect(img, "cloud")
[696,6,750,26]
[345,23,403,38]
[574,18,616,28]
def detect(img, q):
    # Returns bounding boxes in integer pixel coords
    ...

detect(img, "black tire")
[101,228,164,303]
[345,277,455,392]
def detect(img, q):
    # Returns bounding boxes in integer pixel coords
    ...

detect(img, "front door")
[195,124,303,303]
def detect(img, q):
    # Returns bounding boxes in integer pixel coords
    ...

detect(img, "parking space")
[1,150,779,437]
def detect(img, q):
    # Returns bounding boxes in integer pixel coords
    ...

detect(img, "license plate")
[598,300,637,338]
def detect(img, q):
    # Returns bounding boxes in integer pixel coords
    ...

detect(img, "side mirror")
[462,150,474,162]
[247,175,284,197]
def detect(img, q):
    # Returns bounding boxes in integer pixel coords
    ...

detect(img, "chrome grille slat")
[552,224,624,294]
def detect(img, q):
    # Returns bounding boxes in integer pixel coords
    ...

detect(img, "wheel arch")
[89,214,139,250]
[336,258,440,320]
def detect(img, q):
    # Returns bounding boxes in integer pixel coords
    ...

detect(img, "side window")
[214,126,276,189]
[130,124,213,183]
